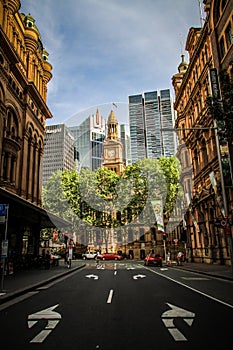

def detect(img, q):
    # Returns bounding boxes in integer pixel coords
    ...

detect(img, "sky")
[19,0,203,127]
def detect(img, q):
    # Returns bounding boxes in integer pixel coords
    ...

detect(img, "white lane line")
[107,289,114,304]
[181,277,209,280]
[144,266,233,309]
[114,271,117,276]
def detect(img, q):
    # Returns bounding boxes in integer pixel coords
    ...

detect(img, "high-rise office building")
[70,109,106,171]
[120,124,131,166]
[128,89,177,163]
[42,124,75,185]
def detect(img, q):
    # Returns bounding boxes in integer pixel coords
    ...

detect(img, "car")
[98,252,123,261]
[144,253,162,267]
[82,251,97,260]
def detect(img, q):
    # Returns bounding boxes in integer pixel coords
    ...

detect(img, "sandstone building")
[0,0,66,272]
[172,0,233,265]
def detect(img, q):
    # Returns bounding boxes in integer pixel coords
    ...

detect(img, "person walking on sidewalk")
[177,251,183,266]
[45,250,51,269]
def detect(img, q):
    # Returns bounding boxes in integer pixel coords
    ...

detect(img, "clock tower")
[102,110,124,174]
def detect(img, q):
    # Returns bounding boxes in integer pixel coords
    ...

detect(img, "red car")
[98,252,123,261]
[144,253,163,267]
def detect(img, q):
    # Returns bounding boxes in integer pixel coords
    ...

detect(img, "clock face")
[108,149,115,157]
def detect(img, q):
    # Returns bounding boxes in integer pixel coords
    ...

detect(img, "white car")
[82,251,97,260]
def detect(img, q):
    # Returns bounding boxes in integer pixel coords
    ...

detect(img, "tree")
[42,156,181,244]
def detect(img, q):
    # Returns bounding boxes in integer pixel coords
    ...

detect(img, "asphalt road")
[1,261,233,350]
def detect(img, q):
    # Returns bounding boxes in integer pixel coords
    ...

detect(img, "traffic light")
[162,232,167,241]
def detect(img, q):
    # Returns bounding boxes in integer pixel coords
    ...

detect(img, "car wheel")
[82,256,86,260]
[102,257,105,260]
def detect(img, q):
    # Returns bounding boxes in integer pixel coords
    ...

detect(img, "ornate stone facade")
[172,0,233,265]
[0,1,66,271]
[0,0,52,203]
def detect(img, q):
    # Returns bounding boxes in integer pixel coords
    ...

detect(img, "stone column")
[33,143,39,203]
[27,138,34,201]
[21,135,29,199]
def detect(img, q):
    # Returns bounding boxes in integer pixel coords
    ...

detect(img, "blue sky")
[20,0,203,126]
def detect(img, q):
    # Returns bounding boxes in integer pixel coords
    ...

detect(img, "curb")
[0,264,85,305]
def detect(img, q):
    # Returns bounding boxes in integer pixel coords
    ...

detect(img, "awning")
[0,187,71,229]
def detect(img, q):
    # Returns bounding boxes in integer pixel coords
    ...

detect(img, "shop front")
[0,187,70,274]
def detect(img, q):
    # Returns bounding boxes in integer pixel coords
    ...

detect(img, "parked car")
[144,253,162,267]
[98,252,123,261]
[82,251,97,260]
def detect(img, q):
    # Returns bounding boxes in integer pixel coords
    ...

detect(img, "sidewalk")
[172,261,233,281]
[0,260,85,304]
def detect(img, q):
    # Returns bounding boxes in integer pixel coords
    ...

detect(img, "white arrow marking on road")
[160,268,168,271]
[133,274,146,280]
[28,304,61,343]
[161,303,195,342]
[85,274,99,280]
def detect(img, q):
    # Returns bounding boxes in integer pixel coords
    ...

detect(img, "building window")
[219,37,226,60]
[225,23,233,49]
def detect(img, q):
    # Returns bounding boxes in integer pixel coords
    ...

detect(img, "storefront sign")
[209,68,221,100]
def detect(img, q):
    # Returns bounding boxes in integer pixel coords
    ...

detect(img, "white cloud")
[19,0,201,124]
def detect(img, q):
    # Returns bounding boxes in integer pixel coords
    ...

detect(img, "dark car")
[98,252,123,261]
[144,253,162,267]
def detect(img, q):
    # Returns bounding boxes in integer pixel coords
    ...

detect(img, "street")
[1,261,233,349]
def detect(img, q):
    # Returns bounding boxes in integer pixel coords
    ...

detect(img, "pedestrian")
[167,251,171,265]
[177,251,183,265]
[45,250,51,269]
[64,250,68,265]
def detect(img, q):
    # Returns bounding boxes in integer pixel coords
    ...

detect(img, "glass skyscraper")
[128,89,177,163]
[69,109,106,171]
[42,124,75,186]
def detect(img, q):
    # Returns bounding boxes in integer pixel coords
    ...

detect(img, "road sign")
[28,304,61,343]
[161,303,195,342]
[0,204,7,216]
[0,204,8,223]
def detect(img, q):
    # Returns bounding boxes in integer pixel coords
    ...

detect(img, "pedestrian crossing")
[85,261,144,270]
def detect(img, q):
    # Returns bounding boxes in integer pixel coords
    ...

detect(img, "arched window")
[6,109,19,139]
[1,108,20,185]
